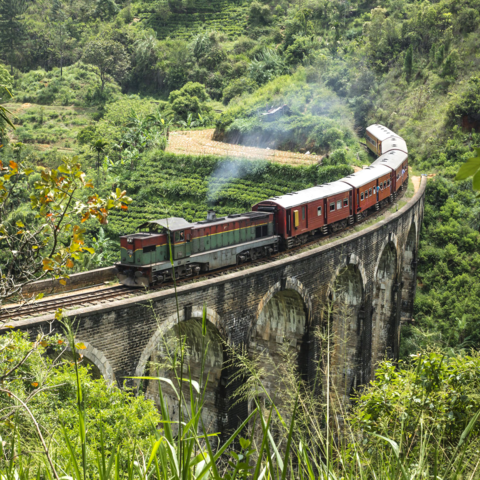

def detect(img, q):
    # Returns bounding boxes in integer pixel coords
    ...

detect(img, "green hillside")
[139,0,251,39]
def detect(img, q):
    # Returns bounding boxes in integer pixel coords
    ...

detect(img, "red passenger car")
[252,181,353,248]
[373,150,409,193]
[341,166,393,220]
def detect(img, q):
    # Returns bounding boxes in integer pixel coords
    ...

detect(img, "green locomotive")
[117,210,278,287]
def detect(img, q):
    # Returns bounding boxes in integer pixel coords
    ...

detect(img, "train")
[116,124,408,287]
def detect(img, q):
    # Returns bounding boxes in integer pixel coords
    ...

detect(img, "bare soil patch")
[166,129,324,166]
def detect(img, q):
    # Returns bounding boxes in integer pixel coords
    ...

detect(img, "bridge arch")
[371,237,400,370]
[329,262,366,403]
[70,340,116,385]
[250,277,312,398]
[135,307,226,434]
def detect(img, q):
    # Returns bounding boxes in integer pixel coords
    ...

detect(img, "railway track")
[1,189,406,322]
[0,285,132,322]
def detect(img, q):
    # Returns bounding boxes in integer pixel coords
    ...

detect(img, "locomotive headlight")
[127,237,134,244]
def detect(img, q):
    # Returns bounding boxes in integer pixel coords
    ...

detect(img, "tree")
[404,44,413,82]
[0,66,14,144]
[49,0,72,77]
[0,0,30,74]
[0,156,131,305]
[82,37,130,91]
[90,138,109,175]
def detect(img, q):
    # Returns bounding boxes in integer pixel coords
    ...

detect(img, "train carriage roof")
[340,165,392,188]
[138,217,194,231]
[366,124,397,142]
[258,181,351,209]
[373,150,409,170]
[380,135,408,154]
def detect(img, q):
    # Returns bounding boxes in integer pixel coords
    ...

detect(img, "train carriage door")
[349,190,353,215]
[287,209,291,236]
[376,180,379,202]
[199,228,205,252]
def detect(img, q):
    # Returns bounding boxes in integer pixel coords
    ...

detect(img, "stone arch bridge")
[9,178,426,433]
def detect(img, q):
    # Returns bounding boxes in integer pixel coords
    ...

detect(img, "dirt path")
[409,168,422,192]
[166,129,324,166]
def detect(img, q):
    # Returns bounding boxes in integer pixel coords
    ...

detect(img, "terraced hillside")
[140,0,250,39]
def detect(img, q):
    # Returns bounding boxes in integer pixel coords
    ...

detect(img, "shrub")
[222,77,257,104]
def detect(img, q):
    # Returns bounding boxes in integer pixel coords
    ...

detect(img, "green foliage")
[352,350,480,457]
[168,81,212,121]
[0,330,160,475]
[0,62,12,91]
[82,36,130,91]
[447,77,480,127]
[14,64,121,106]
[222,77,257,105]
[0,0,30,73]
[404,45,413,81]
[217,70,357,153]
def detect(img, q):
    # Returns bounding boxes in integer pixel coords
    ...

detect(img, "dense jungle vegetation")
[2,0,480,476]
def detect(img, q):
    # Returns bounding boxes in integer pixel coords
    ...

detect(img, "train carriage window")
[337,200,342,210]
[317,206,322,216]
[343,198,348,207]
[330,202,335,212]
[365,190,368,198]
[380,183,383,190]
[361,192,364,201]
[143,245,156,253]
[369,188,372,196]
[387,179,390,186]
[384,181,387,188]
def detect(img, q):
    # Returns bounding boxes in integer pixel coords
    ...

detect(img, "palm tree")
[90,138,108,176]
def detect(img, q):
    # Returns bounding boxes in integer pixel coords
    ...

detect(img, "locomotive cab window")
[174,231,184,242]
[317,206,322,216]
[330,202,335,212]
[336,200,342,210]
[343,198,348,207]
